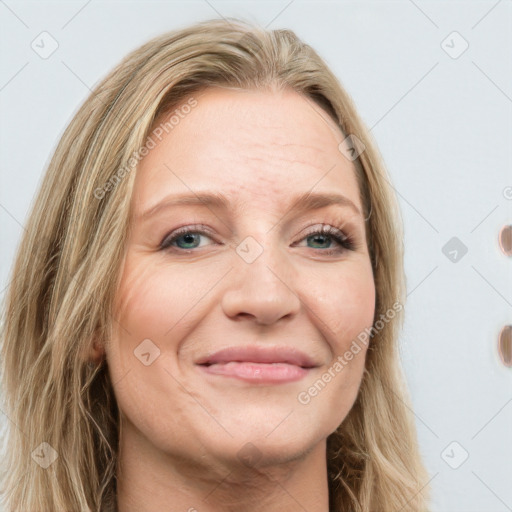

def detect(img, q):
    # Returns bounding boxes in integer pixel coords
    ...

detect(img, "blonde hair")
[0,18,431,511]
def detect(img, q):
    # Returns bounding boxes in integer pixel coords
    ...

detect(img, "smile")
[198,361,311,383]
[195,345,318,384]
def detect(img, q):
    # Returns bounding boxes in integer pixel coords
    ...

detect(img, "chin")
[201,422,324,471]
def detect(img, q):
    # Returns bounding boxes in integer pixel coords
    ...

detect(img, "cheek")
[113,256,218,340]
[294,263,375,434]
[107,255,229,388]
[310,262,376,350]
[105,258,214,437]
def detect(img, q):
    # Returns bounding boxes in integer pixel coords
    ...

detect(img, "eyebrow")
[139,190,362,220]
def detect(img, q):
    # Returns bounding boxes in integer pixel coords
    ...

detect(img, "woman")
[0,18,431,512]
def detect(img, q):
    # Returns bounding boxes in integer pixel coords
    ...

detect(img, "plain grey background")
[1,1,511,511]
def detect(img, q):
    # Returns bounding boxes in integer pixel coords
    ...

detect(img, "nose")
[221,237,302,326]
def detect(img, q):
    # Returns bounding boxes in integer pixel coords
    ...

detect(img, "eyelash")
[159,223,357,256]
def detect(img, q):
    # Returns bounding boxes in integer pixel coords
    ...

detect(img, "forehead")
[132,87,361,216]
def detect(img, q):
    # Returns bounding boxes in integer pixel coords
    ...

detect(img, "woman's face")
[106,87,375,471]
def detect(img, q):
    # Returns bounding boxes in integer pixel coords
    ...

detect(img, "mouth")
[195,346,318,384]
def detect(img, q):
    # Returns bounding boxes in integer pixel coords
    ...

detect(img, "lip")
[195,346,318,384]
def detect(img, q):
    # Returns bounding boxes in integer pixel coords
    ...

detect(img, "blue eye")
[302,226,356,253]
[160,226,213,251]
[159,224,356,255]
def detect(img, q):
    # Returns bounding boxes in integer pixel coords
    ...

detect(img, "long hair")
[0,18,431,511]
